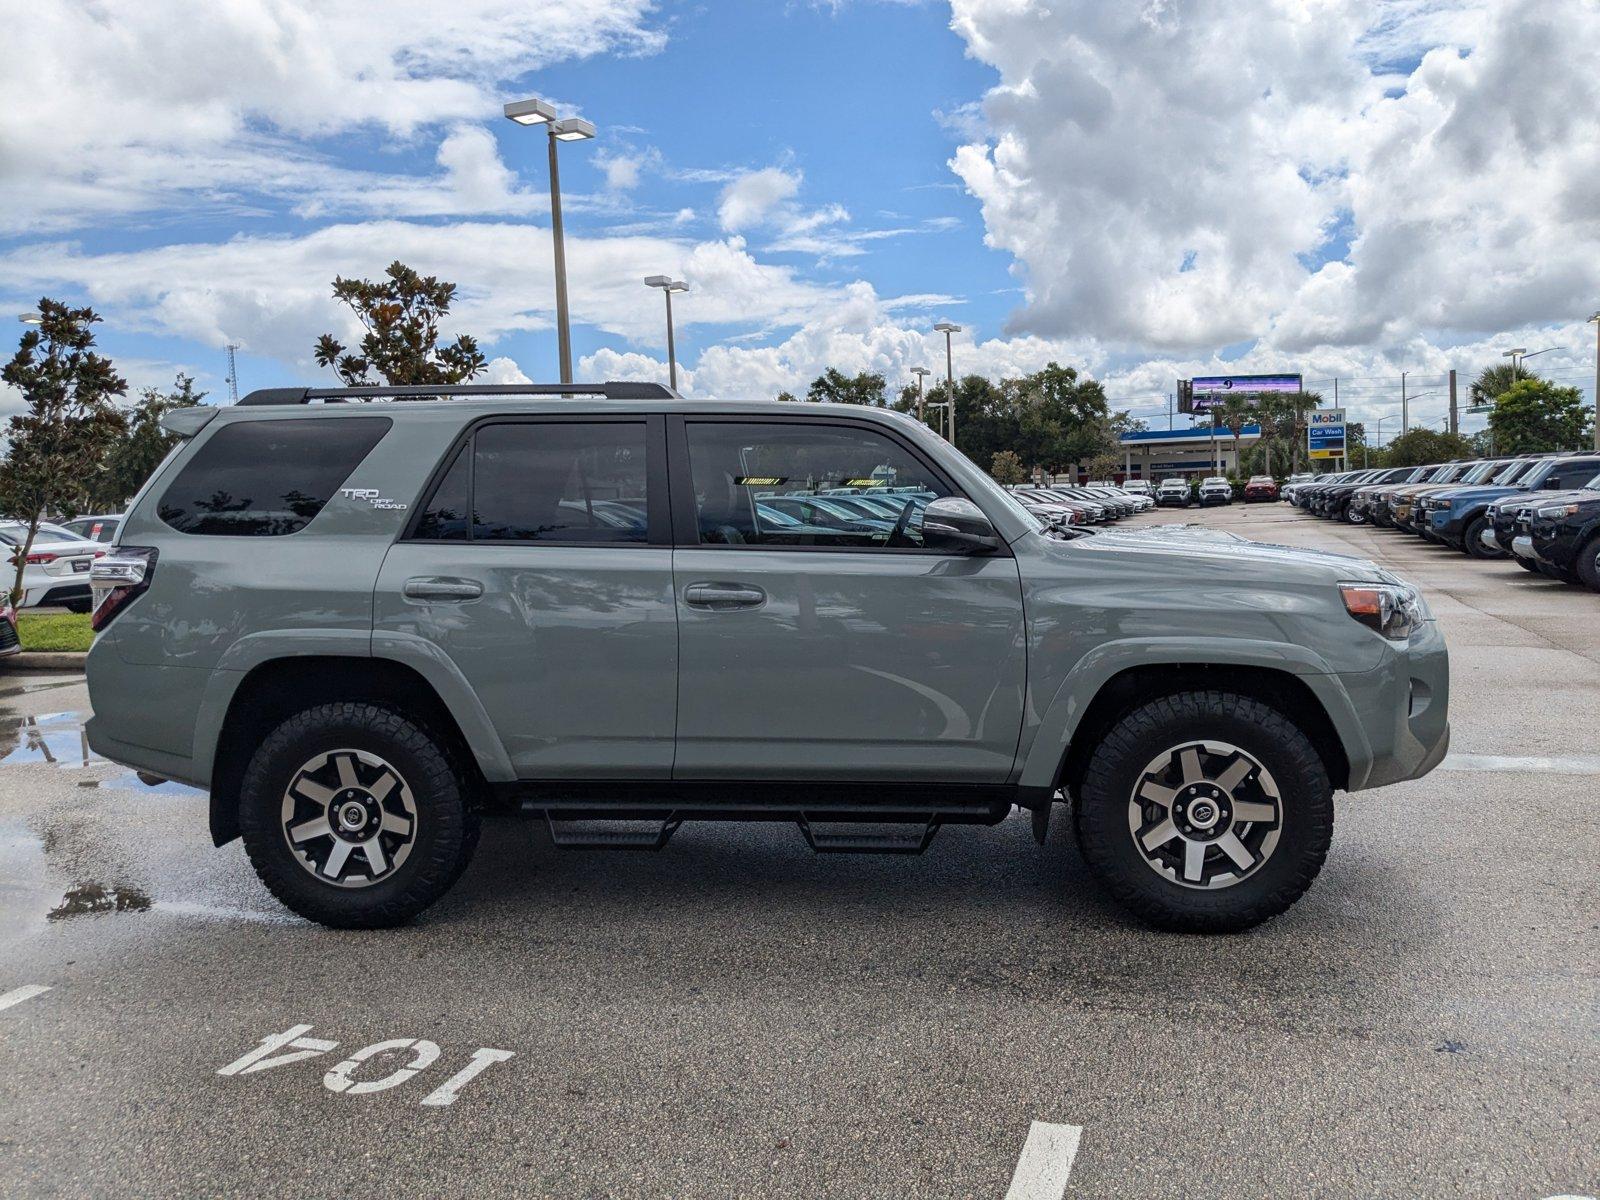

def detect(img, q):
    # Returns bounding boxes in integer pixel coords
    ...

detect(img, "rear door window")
[157,417,391,536]
[413,421,650,544]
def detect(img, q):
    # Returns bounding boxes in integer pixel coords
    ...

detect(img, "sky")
[2,0,1597,443]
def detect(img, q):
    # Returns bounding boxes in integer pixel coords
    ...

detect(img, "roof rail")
[236,381,678,406]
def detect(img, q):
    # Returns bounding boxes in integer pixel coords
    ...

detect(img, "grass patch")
[17,611,93,653]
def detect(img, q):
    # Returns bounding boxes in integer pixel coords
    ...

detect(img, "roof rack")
[237,381,678,406]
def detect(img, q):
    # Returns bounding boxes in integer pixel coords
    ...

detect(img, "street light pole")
[505,98,597,384]
[910,366,931,426]
[934,323,961,448]
[1400,371,1408,435]
[644,276,688,392]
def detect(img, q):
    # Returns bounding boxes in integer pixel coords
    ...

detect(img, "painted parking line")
[1438,753,1600,776]
[0,984,52,1012]
[1005,1121,1084,1200]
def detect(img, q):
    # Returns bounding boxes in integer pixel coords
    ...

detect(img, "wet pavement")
[0,504,1596,1199]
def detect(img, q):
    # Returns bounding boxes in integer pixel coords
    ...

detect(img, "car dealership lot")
[1,506,1596,1199]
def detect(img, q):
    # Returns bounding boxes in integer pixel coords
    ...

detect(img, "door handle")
[403,576,484,602]
[683,582,766,610]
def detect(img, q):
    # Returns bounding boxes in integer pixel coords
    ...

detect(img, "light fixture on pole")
[504,98,597,384]
[933,323,961,447]
[1502,346,1528,382]
[17,312,42,324]
[909,366,931,425]
[1589,312,1600,452]
[644,276,688,392]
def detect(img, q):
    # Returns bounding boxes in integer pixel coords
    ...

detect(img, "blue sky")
[2,0,1595,439]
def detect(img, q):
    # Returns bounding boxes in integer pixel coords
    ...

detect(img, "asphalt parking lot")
[1,502,1596,1199]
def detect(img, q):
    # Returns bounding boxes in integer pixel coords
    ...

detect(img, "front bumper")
[1331,618,1452,792]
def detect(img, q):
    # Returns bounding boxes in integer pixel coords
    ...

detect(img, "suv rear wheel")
[1073,691,1333,933]
[238,702,479,928]
[1577,533,1600,593]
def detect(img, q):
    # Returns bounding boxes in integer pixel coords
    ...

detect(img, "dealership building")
[1113,423,1263,480]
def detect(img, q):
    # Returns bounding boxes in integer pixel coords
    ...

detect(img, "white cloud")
[0,0,664,232]
[947,0,1600,372]
[717,167,805,232]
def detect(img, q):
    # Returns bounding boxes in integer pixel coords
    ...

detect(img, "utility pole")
[1400,371,1408,436]
[1168,392,1174,431]
[225,343,240,404]
[1448,369,1458,436]
[1589,313,1600,451]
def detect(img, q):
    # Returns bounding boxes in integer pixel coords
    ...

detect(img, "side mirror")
[922,497,1002,554]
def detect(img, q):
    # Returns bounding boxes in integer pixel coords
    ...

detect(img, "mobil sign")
[1307,408,1346,460]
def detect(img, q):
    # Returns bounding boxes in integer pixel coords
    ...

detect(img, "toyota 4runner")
[87,383,1450,932]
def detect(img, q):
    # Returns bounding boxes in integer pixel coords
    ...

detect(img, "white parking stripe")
[1005,1122,1084,1200]
[0,984,52,1012]
[1439,754,1600,776]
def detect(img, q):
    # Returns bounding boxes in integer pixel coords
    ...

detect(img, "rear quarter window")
[156,416,391,536]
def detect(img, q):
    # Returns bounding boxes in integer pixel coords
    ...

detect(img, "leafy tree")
[1005,362,1118,473]
[775,390,799,403]
[86,373,205,511]
[1214,394,1256,475]
[314,260,486,386]
[805,368,887,406]
[989,449,1026,485]
[0,299,129,606]
[1469,362,1532,405]
[1381,427,1473,467]
[1486,378,1593,454]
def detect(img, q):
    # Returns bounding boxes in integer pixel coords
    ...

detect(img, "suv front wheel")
[1074,691,1333,933]
[238,703,479,928]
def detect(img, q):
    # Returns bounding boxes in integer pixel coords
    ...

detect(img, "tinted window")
[416,421,649,543]
[685,421,953,549]
[157,417,390,537]
[1549,459,1600,488]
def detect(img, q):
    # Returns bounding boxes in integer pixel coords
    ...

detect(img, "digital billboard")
[1179,373,1303,412]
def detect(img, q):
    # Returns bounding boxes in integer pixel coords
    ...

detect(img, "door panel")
[672,549,1025,780]
[375,544,676,776]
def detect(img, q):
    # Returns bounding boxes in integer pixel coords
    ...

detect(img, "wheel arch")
[1029,660,1354,801]
[206,654,501,847]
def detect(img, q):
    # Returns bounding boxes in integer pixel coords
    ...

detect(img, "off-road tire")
[238,702,479,928]
[1073,691,1333,934]
[1576,532,1600,593]
[1462,515,1500,559]
[1515,556,1541,573]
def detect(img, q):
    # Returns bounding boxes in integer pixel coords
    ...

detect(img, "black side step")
[796,817,939,855]
[543,813,681,851]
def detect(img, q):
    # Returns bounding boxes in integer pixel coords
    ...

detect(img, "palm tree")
[1470,362,1532,405]
[1216,394,1255,476]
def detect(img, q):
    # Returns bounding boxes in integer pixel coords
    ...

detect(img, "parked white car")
[1121,480,1154,497]
[0,522,105,611]
[1198,477,1234,506]
[59,513,124,543]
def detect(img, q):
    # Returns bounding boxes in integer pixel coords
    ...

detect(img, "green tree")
[1469,362,1532,405]
[1007,362,1117,472]
[989,449,1026,485]
[1381,427,1473,467]
[314,260,486,386]
[1214,394,1255,475]
[804,368,887,406]
[1486,378,1593,454]
[0,299,129,606]
[86,373,205,511]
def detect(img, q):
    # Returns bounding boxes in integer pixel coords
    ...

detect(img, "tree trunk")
[8,514,43,610]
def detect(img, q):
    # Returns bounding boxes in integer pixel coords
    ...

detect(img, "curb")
[5,651,89,673]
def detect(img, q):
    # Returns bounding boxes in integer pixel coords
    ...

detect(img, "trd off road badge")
[340,487,408,511]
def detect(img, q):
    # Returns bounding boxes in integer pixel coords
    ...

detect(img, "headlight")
[1536,503,1579,518]
[1339,582,1426,641]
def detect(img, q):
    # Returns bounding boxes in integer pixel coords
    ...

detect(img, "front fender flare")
[1016,636,1373,791]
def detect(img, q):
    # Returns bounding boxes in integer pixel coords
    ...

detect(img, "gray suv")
[86,382,1450,932]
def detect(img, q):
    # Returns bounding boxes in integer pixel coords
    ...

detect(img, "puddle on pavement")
[78,772,204,798]
[47,880,153,921]
[2,711,100,770]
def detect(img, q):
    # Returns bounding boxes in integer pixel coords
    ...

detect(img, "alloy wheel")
[1126,740,1283,890]
[280,749,418,888]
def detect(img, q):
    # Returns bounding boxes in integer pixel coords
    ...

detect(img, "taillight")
[26,552,56,565]
[90,547,158,632]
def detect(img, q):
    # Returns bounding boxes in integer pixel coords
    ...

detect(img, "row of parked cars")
[1004,482,1157,528]
[1281,454,1600,591]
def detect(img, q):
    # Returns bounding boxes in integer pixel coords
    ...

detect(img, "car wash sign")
[1307,409,1347,461]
